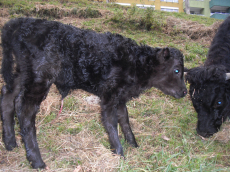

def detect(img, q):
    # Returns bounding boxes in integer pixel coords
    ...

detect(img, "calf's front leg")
[101,103,124,156]
[117,103,138,147]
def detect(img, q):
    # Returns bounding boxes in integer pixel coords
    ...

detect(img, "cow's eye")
[214,100,223,109]
[174,69,180,74]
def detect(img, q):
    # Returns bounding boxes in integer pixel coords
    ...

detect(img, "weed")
[139,8,155,31]
[70,7,78,15]
[110,10,124,23]
[77,7,102,18]
[127,4,138,19]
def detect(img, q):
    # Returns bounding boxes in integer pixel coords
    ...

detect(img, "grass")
[0,0,229,171]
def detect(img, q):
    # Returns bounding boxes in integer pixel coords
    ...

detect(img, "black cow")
[0,18,187,169]
[186,16,230,138]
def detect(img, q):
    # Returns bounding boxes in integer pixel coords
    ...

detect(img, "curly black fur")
[0,18,186,169]
[186,16,230,138]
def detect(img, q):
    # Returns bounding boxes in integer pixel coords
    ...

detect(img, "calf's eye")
[174,69,179,74]
[218,101,222,105]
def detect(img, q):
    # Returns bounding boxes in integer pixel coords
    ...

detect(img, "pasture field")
[0,0,230,171]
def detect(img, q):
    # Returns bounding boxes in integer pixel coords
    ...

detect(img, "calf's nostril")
[183,90,187,95]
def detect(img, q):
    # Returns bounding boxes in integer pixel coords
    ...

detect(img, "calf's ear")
[163,47,170,60]
[157,47,170,63]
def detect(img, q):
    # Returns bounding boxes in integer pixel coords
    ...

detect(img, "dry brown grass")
[37,87,122,171]
[0,85,122,171]
[165,16,222,46]
[213,121,230,144]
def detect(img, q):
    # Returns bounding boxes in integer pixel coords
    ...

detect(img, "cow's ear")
[184,67,189,72]
[185,67,203,84]
[185,72,192,84]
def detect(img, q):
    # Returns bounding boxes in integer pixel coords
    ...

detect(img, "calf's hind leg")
[1,76,21,150]
[15,84,51,169]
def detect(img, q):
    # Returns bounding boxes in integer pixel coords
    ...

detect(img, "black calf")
[1,17,187,169]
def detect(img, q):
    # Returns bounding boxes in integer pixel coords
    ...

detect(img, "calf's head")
[186,66,230,137]
[151,47,187,99]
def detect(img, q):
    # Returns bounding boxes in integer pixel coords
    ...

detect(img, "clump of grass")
[139,7,160,31]
[127,4,138,19]
[8,3,102,19]
[9,5,66,18]
[35,7,66,18]
[110,10,124,23]
[70,7,78,15]
[77,7,102,18]
[165,16,221,47]
[109,6,162,32]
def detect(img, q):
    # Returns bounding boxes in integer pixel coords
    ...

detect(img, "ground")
[0,1,230,171]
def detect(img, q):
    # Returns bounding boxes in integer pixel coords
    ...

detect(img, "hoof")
[4,138,17,151]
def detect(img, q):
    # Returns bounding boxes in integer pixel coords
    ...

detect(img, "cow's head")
[151,47,187,99]
[186,66,230,137]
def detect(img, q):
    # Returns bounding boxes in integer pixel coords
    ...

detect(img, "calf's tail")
[1,19,21,92]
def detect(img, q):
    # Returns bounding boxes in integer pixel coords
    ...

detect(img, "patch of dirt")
[0,16,9,29]
[165,16,222,46]
[0,8,9,17]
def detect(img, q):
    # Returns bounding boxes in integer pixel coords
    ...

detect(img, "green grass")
[0,0,229,171]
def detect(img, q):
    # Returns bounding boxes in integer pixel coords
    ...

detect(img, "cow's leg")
[117,103,138,147]
[1,76,21,150]
[15,84,50,169]
[101,102,124,156]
